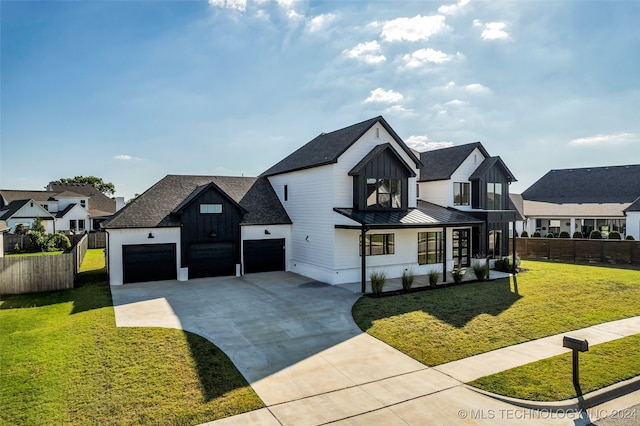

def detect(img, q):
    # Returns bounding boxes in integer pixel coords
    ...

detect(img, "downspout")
[512,220,517,275]
[361,225,367,293]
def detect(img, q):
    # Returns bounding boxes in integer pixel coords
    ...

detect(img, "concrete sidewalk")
[206,316,640,426]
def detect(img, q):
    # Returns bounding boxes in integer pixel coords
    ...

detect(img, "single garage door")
[188,242,235,279]
[244,239,285,273]
[123,243,177,284]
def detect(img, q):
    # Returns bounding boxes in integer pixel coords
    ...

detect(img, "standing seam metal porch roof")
[334,200,484,229]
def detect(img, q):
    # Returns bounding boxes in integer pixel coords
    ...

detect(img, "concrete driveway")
[111,272,592,425]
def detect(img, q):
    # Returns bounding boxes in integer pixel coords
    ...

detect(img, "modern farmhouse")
[104,116,519,288]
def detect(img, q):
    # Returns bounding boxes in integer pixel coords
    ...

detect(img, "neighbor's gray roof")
[104,175,291,229]
[261,116,421,177]
[0,190,56,206]
[334,200,483,229]
[509,193,525,221]
[0,199,55,220]
[522,164,640,203]
[419,142,491,182]
[625,196,640,213]
[48,183,117,217]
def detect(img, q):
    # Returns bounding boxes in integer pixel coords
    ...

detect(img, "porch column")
[571,218,578,237]
[442,227,447,283]
[361,225,367,293]
[512,220,517,274]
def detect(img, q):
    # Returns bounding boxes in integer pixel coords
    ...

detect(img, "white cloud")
[287,9,304,22]
[465,83,490,94]
[208,0,247,11]
[276,0,296,9]
[477,21,509,40]
[438,0,470,15]
[306,13,336,32]
[343,40,386,64]
[446,99,466,106]
[402,48,451,68]
[384,105,414,114]
[114,154,138,161]
[365,88,403,103]
[381,15,448,42]
[405,135,454,151]
[570,132,635,146]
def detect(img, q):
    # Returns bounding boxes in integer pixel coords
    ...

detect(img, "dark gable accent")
[469,157,517,210]
[177,184,244,268]
[261,116,421,177]
[349,144,414,211]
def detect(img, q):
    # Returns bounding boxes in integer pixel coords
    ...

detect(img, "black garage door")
[123,243,177,284]
[244,239,285,273]
[188,242,236,279]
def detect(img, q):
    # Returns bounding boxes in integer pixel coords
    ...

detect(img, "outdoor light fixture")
[210,232,217,238]
[305,235,310,241]
[148,232,154,239]
[264,229,271,235]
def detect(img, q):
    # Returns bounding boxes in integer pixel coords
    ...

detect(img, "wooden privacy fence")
[3,232,106,253]
[510,238,640,265]
[0,235,89,295]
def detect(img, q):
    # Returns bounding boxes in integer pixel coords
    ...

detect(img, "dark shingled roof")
[104,175,291,229]
[261,116,421,177]
[419,142,490,182]
[522,165,640,203]
[469,156,517,182]
[0,199,54,220]
[334,200,483,229]
[509,193,525,221]
[625,196,640,213]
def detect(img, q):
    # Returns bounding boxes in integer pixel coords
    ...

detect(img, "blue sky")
[2,0,639,201]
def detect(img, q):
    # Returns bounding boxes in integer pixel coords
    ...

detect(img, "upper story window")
[284,185,288,201]
[200,204,223,214]
[453,182,470,206]
[367,178,401,209]
[80,200,86,208]
[487,183,503,210]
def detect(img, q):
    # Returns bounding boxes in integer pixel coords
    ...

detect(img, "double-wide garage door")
[244,239,285,273]
[123,243,177,284]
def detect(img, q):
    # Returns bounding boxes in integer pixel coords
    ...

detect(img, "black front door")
[453,229,470,268]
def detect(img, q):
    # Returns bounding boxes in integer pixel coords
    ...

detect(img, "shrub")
[14,224,27,235]
[589,230,602,239]
[48,233,72,251]
[520,231,528,238]
[558,231,570,238]
[473,261,489,281]
[13,243,22,254]
[370,271,386,295]
[608,231,622,240]
[428,270,440,287]
[27,230,52,252]
[451,267,465,284]
[401,269,415,291]
[546,233,555,238]
[626,235,635,240]
[533,231,541,237]
[32,217,46,234]
[573,231,583,239]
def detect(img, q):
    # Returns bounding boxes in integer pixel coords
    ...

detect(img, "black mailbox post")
[563,336,589,387]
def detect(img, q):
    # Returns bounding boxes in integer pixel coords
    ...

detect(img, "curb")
[466,375,640,412]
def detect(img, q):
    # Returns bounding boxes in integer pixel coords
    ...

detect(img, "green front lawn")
[469,334,640,401]
[352,261,640,366]
[0,249,263,425]
[6,251,64,257]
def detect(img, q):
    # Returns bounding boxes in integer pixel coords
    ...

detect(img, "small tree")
[589,230,602,239]
[546,233,555,238]
[520,230,529,238]
[573,231,583,239]
[32,217,46,234]
[626,235,635,240]
[533,230,541,237]
[559,231,570,238]
[14,223,27,235]
[48,233,72,251]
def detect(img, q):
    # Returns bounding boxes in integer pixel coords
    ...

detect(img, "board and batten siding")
[448,147,487,211]
[268,165,337,283]
[106,227,181,285]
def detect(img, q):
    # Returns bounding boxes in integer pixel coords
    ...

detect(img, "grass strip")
[352,261,640,366]
[468,334,640,401]
[1,249,264,425]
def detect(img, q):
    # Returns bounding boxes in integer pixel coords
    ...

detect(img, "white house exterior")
[104,117,518,290]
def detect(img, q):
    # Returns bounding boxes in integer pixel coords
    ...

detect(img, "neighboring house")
[417,142,519,262]
[105,116,521,288]
[520,165,640,238]
[0,183,122,234]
